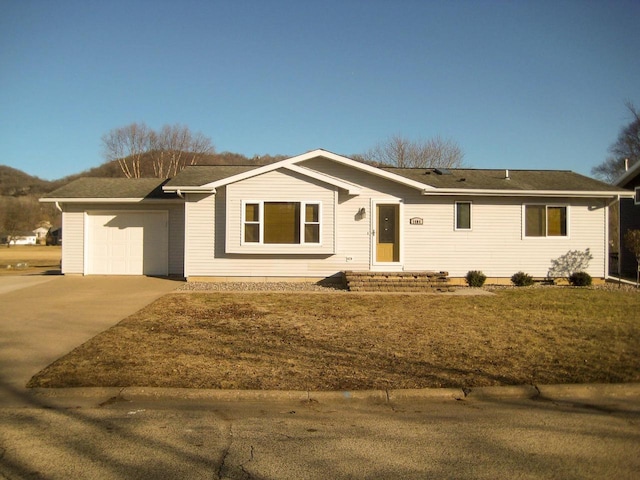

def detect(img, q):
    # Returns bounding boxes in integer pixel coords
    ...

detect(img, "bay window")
[243,201,321,244]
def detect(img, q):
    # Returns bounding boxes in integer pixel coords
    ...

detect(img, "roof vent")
[505,169,510,180]
[434,168,452,175]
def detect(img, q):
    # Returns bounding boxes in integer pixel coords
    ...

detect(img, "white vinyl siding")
[61,209,85,274]
[184,193,217,277]
[402,197,606,278]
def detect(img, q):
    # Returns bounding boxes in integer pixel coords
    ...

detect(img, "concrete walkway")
[0,275,180,405]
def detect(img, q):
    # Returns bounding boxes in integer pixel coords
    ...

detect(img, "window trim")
[522,203,569,239]
[241,200,322,246]
[454,201,472,231]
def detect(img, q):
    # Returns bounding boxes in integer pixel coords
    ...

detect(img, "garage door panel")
[87,212,168,276]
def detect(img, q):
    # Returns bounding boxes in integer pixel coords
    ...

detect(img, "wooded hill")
[1,151,287,196]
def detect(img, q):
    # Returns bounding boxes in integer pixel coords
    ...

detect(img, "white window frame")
[241,200,322,246]
[522,204,570,239]
[454,201,472,231]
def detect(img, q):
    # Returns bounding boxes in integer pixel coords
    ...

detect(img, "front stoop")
[344,271,453,293]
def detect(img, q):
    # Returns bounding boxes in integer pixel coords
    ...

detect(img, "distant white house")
[41,149,633,282]
[1,233,37,245]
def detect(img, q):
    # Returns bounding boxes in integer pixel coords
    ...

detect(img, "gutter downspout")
[176,189,184,199]
[55,201,62,212]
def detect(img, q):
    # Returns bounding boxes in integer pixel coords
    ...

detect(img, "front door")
[376,204,400,263]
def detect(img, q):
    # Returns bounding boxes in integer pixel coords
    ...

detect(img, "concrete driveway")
[0,275,180,405]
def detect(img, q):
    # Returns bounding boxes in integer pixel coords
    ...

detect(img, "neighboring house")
[40,149,632,282]
[1,233,37,245]
[614,161,640,278]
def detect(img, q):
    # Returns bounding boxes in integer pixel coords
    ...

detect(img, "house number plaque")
[409,217,424,225]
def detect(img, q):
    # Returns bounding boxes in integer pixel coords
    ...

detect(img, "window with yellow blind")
[243,201,321,244]
[524,205,568,237]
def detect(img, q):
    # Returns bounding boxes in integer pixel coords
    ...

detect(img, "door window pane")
[378,205,397,243]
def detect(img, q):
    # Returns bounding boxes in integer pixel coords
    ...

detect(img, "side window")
[524,205,568,237]
[455,201,472,230]
[303,203,320,243]
[244,202,260,243]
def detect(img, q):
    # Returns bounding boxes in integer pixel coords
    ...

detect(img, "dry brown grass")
[29,288,640,390]
[0,245,61,275]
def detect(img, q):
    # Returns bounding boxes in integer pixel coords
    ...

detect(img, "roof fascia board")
[283,164,361,194]
[162,186,216,194]
[614,160,640,186]
[420,188,634,198]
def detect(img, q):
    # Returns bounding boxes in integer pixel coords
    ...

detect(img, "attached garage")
[85,211,168,276]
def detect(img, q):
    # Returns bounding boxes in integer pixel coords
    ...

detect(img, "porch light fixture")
[358,207,366,218]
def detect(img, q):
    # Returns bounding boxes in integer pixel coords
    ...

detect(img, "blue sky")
[1,0,638,180]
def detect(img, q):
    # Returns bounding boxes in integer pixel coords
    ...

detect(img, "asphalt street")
[1,386,640,480]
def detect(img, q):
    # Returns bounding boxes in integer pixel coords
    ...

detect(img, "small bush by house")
[511,271,534,287]
[569,271,592,286]
[465,270,487,287]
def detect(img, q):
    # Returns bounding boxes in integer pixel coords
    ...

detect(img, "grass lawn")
[0,245,61,275]
[28,287,640,390]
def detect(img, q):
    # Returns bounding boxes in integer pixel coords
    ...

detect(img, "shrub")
[569,271,592,287]
[511,271,534,287]
[465,270,487,287]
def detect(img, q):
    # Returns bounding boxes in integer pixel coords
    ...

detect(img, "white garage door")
[86,212,168,275]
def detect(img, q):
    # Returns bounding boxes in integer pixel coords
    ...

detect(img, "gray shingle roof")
[42,162,625,201]
[42,178,172,199]
[164,165,262,187]
[383,167,624,192]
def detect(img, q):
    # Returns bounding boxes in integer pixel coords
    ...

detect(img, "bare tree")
[151,124,215,178]
[102,123,215,178]
[363,134,465,168]
[101,122,152,178]
[592,102,640,183]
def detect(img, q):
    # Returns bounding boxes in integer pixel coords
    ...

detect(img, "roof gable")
[164,149,434,194]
